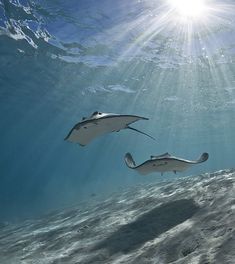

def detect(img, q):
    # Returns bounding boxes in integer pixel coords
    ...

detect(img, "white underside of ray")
[125,152,208,175]
[66,115,143,146]
[136,160,191,175]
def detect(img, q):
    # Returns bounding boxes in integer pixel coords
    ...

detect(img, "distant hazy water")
[0,0,235,221]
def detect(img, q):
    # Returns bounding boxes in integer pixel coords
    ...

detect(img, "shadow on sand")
[92,199,199,255]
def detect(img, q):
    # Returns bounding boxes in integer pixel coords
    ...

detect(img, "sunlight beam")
[168,0,208,18]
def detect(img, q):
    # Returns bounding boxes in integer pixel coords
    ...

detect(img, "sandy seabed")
[0,169,235,264]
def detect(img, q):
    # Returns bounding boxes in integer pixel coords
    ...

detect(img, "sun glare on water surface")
[168,0,208,19]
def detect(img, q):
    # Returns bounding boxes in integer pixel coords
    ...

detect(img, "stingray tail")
[127,126,156,140]
[124,153,136,169]
[196,152,209,163]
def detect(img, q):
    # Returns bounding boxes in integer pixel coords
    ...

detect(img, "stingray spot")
[84,126,87,129]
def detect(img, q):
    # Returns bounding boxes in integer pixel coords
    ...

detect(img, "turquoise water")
[0,0,235,221]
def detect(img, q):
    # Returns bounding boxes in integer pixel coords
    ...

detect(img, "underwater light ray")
[198,28,234,96]
[128,30,187,121]
[59,0,235,128]
[168,0,208,18]
[117,15,199,113]
[191,24,235,116]
[71,10,169,93]
[116,8,176,62]
[125,21,188,111]
[115,0,232,65]
[75,6,182,109]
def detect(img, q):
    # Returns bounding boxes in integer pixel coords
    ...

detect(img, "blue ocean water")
[0,0,235,221]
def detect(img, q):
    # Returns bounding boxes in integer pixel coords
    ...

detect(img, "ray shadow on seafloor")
[91,199,199,256]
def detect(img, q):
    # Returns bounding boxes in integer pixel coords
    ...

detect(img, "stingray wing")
[65,113,147,146]
[169,153,209,164]
[65,120,101,146]
[151,152,171,159]
[124,153,167,175]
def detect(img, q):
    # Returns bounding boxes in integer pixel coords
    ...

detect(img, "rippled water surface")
[0,0,235,220]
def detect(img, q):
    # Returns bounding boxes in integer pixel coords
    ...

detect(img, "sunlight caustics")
[168,0,208,18]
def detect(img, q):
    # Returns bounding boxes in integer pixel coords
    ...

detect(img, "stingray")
[124,152,209,175]
[65,111,155,146]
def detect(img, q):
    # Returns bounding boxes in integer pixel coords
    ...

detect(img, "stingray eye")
[98,112,102,115]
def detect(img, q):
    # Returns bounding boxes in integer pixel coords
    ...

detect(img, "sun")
[168,0,208,18]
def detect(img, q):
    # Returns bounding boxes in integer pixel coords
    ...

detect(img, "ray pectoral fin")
[127,126,156,140]
[198,152,209,162]
[196,152,209,163]
[124,153,137,169]
[151,152,170,159]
